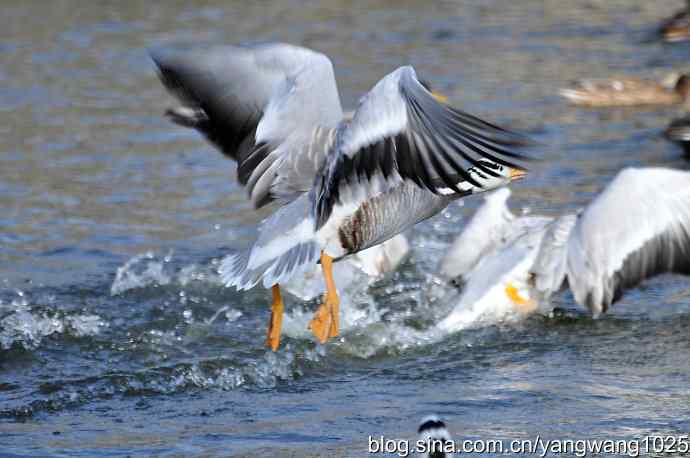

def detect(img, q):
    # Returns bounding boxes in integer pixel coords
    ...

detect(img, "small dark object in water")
[663,116,690,156]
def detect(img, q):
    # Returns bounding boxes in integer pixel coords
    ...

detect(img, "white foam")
[0,291,107,350]
[110,252,226,296]
[110,251,172,295]
[106,232,543,361]
[166,348,304,391]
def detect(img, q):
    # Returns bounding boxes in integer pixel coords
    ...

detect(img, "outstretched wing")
[313,66,533,228]
[566,167,690,316]
[151,43,343,207]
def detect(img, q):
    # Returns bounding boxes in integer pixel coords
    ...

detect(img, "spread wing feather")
[566,167,690,316]
[152,43,343,207]
[313,66,533,228]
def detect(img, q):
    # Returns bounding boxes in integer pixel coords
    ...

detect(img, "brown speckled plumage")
[337,182,455,255]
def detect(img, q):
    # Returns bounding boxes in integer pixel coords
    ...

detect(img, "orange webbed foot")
[308,252,340,344]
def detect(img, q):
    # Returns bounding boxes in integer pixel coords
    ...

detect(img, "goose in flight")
[151,43,532,351]
[439,168,690,331]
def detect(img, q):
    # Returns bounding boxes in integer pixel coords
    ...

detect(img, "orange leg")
[265,284,284,351]
[309,252,340,344]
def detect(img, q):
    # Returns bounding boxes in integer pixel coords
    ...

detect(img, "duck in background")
[659,0,690,43]
[559,73,690,107]
[437,168,690,332]
[664,116,690,156]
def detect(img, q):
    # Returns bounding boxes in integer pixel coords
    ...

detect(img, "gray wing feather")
[152,43,343,207]
[313,66,533,228]
[566,167,690,316]
[219,193,320,289]
[152,44,285,159]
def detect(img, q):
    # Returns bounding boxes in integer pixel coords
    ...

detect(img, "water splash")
[106,245,542,363]
[162,352,299,392]
[110,251,173,295]
[110,251,227,296]
[0,347,310,419]
[0,291,107,350]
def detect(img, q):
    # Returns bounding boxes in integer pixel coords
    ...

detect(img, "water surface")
[2,1,690,456]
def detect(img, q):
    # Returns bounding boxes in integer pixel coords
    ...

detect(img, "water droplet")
[224,309,243,323]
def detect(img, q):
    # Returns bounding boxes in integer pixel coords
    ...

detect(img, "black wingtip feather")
[313,69,539,228]
[238,142,270,185]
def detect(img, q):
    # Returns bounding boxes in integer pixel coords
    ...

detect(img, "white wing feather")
[567,167,690,315]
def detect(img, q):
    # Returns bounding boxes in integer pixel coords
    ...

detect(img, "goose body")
[438,225,549,332]
[439,167,690,330]
[317,163,514,259]
[439,187,552,283]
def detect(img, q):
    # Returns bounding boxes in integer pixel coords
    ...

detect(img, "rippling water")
[3,1,690,456]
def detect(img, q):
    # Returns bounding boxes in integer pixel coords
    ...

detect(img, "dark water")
[2,1,690,456]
